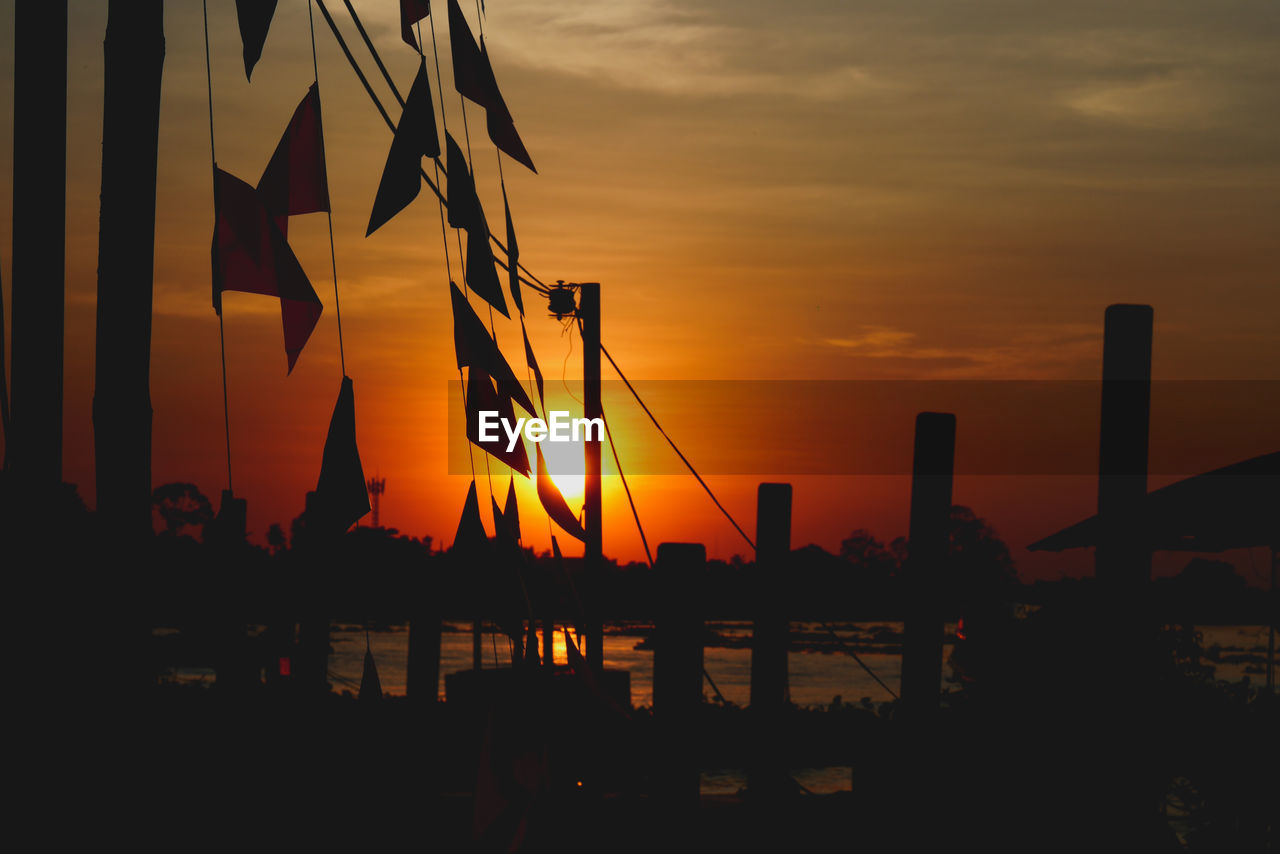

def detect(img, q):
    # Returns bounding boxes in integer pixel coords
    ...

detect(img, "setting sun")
[540,438,586,504]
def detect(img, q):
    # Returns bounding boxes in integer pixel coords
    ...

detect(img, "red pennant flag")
[211,167,323,373]
[450,282,535,417]
[313,376,371,533]
[400,0,431,51]
[521,319,545,413]
[503,183,523,315]
[367,62,441,236]
[466,368,531,476]
[258,82,330,237]
[536,444,586,542]
[235,0,279,81]
[452,480,488,554]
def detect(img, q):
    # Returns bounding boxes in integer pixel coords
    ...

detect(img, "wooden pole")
[9,0,68,490]
[1096,304,1154,593]
[93,1,164,539]
[652,542,706,804]
[1268,545,1276,695]
[407,601,442,704]
[900,412,955,720]
[579,283,604,672]
[748,482,791,796]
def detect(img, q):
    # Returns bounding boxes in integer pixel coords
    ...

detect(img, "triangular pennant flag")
[313,376,371,533]
[536,444,586,541]
[452,480,488,553]
[521,319,545,412]
[503,476,521,542]
[359,647,383,701]
[367,62,441,236]
[464,202,509,318]
[450,282,536,416]
[445,132,478,230]
[258,82,330,237]
[445,135,507,316]
[490,495,507,542]
[400,0,431,51]
[447,1,535,172]
[503,184,523,315]
[212,167,323,373]
[466,368,531,476]
[448,0,500,111]
[480,43,536,173]
[235,0,279,81]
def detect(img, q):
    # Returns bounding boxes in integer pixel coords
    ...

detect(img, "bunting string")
[202,0,235,493]
[307,0,347,376]
[317,0,548,294]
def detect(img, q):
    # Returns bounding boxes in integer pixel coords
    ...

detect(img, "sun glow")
[540,437,586,503]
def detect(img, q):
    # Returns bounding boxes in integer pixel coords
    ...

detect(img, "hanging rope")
[202,0,234,493]
[307,1,347,376]
[599,402,653,568]
[819,623,900,700]
[599,342,755,552]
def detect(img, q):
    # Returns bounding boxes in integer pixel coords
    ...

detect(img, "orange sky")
[0,1,1277,582]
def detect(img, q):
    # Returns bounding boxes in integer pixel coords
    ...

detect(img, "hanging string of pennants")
[209,0,369,533]
[216,0,589,550]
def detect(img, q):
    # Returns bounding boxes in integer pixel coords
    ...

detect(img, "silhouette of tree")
[945,505,1016,593]
[840,529,895,580]
[152,482,213,537]
[266,523,287,555]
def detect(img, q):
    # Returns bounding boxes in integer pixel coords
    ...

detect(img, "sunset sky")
[0,1,1276,582]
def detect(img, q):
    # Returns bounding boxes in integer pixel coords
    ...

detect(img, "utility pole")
[9,1,68,491]
[579,282,604,672]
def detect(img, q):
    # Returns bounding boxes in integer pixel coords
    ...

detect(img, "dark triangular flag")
[400,0,431,51]
[444,135,507,315]
[258,82,330,237]
[445,132,478,229]
[522,319,544,412]
[358,647,382,701]
[235,0,279,81]
[450,282,536,416]
[367,62,441,236]
[536,444,586,541]
[503,476,520,542]
[491,495,507,542]
[480,42,536,173]
[466,368,531,476]
[313,376,371,533]
[502,183,523,314]
[212,167,323,373]
[464,202,509,318]
[453,480,488,553]
[448,0,500,111]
